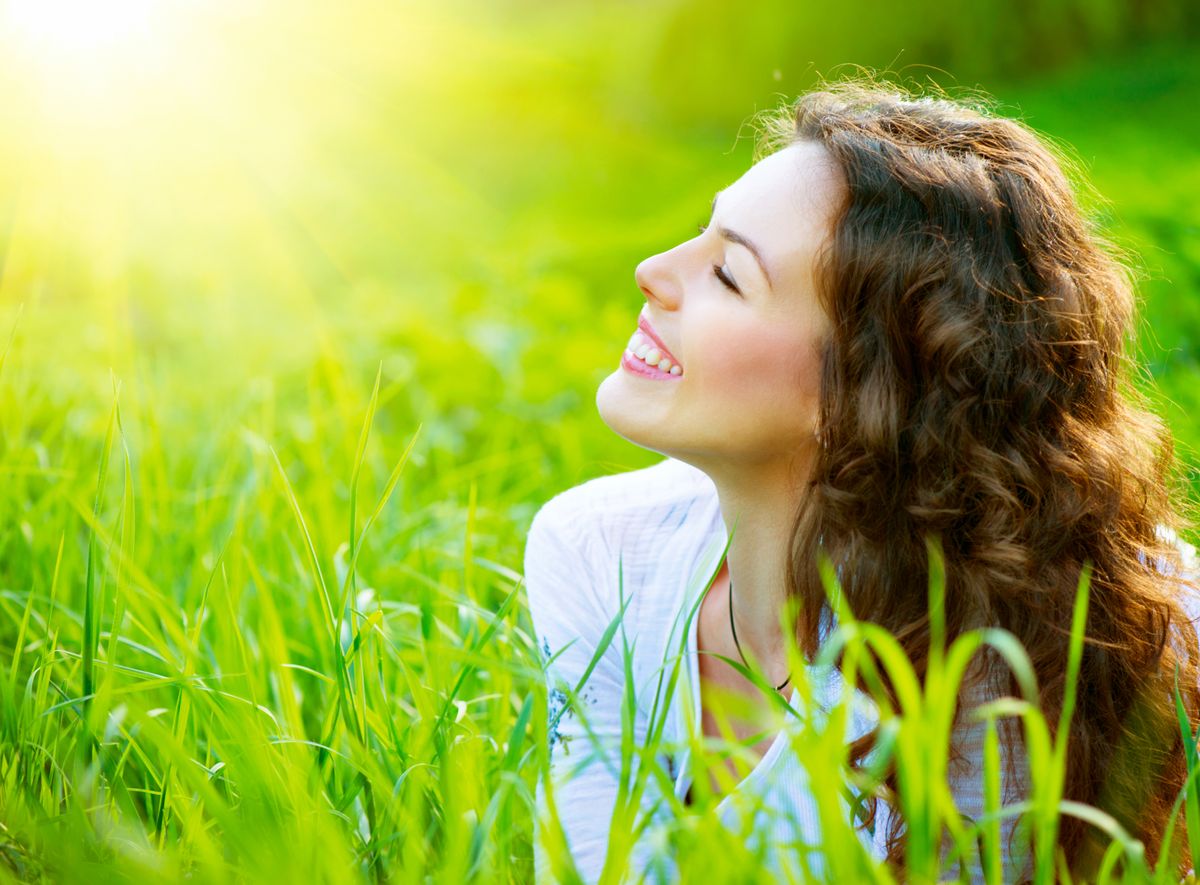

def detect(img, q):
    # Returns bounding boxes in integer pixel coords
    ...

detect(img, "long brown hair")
[761,81,1200,878]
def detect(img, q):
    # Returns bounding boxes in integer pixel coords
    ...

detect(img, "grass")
[1,11,1199,884]
[3,364,1198,881]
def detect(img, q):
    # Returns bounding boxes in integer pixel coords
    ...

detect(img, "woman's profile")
[524,80,1200,883]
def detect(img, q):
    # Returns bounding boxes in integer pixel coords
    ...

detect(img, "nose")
[634,250,681,311]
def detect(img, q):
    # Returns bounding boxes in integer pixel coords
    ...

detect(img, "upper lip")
[637,314,681,366]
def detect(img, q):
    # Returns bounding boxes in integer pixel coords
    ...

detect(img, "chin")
[595,371,637,437]
[595,371,668,454]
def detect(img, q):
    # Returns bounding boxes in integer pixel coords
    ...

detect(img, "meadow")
[1,2,1200,881]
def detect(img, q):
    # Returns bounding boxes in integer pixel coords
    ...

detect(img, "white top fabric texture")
[523,456,1198,884]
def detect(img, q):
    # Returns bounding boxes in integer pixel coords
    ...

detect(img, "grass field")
[1,5,1199,881]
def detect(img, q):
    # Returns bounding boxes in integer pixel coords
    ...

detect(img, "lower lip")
[620,349,683,381]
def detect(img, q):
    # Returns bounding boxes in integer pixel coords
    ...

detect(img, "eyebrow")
[710,192,774,290]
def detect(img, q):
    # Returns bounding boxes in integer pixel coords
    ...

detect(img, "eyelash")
[713,265,740,294]
[697,223,740,295]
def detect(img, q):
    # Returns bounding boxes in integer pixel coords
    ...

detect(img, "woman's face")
[596,140,844,469]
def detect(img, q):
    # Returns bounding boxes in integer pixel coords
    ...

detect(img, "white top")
[524,456,1197,883]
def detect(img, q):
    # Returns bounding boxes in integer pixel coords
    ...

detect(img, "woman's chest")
[682,582,787,807]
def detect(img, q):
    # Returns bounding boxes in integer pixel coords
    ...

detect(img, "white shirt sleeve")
[524,495,638,885]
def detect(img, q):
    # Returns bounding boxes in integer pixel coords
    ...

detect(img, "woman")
[525,80,1200,883]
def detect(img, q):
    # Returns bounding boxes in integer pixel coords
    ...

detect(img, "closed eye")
[698,223,741,295]
[713,264,740,294]
[696,220,739,292]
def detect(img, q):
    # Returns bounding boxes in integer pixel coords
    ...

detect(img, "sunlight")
[0,0,212,129]
[5,0,159,58]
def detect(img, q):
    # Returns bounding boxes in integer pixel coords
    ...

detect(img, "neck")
[692,447,817,668]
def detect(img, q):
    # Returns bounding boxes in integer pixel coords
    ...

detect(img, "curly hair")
[759,81,1200,879]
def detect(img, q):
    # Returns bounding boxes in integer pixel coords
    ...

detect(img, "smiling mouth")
[623,330,682,378]
[637,316,681,364]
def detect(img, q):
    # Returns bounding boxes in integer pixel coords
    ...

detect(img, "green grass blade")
[80,383,120,752]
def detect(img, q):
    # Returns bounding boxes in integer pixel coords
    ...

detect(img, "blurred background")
[1,1,1198,520]
[0,1,1199,879]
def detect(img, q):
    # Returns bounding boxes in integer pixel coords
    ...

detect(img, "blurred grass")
[0,1,1198,881]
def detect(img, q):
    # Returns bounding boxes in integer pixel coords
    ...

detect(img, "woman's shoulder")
[528,456,716,551]
[524,457,718,630]
[1146,526,1200,616]
[524,458,716,675]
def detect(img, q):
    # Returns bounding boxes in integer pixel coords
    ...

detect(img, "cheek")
[695,325,823,408]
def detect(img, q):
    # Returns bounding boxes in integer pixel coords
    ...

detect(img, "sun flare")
[5,0,159,58]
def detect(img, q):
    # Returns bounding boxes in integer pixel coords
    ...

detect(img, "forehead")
[716,141,844,291]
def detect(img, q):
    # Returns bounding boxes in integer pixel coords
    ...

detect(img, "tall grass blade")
[80,382,121,758]
[1173,662,1200,876]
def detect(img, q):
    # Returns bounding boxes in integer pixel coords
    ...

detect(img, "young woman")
[525,81,1200,883]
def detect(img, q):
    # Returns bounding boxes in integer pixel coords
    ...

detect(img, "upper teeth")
[626,331,682,375]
